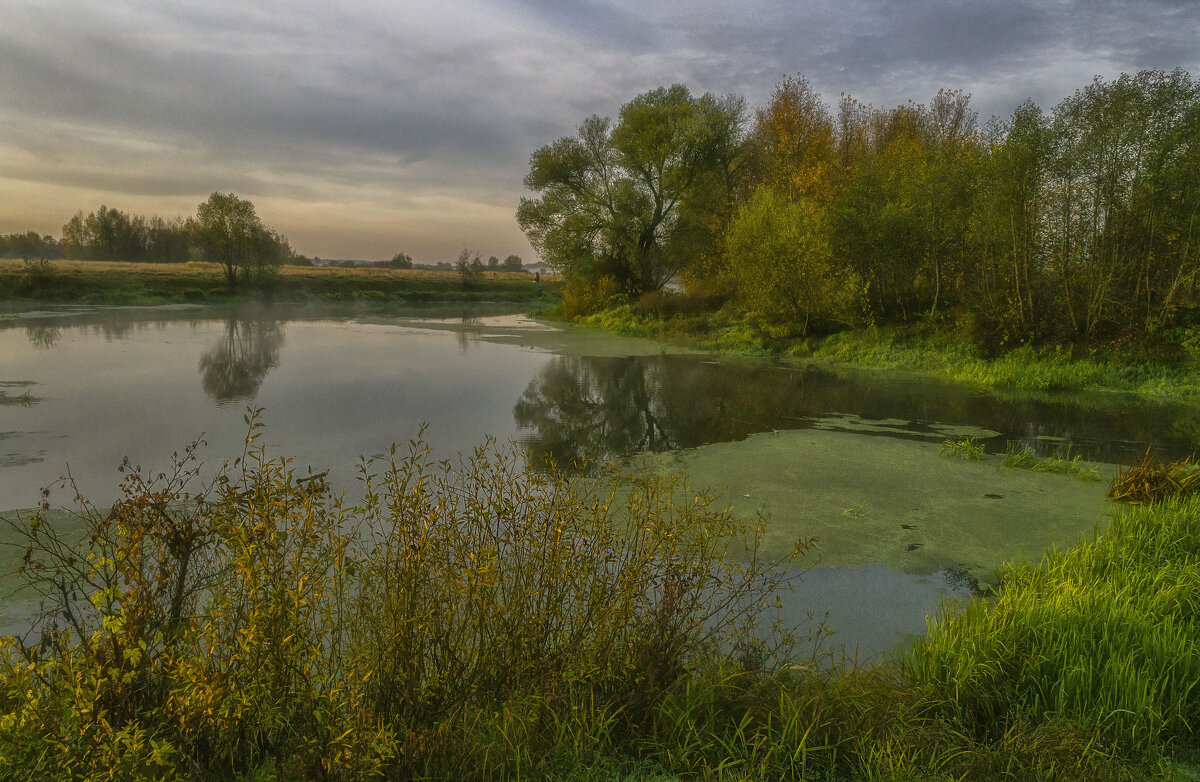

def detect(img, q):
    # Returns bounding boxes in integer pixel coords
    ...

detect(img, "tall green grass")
[803,327,1200,399]
[910,497,1200,755]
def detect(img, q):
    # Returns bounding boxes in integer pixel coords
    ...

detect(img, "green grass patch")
[562,301,1200,405]
[1004,442,1102,481]
[940,436,986,460]
[909,497,1200,758]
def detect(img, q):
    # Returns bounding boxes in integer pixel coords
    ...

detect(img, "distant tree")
[196,192,266,288]
[387,252,414,269]
[0,231,61,260]
[501,254,523,272]
[456,248,484,288]
[487,255,500,269]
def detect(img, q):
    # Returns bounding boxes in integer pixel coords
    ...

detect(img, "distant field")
[0,259,562,305]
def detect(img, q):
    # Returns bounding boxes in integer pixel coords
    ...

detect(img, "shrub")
[0,413,798,778]
[556,274,624,319]
[15,257,57,293]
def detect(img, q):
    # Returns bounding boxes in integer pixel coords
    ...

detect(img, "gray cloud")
[0,0,1196,259]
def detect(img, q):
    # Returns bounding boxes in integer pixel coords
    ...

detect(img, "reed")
[1109,451,1200,504]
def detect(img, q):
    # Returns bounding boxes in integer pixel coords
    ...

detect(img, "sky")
[1,1,1197,263]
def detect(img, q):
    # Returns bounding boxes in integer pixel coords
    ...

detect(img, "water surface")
[2,303,1194,656]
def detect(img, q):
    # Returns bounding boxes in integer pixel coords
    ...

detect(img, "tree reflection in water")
[198,318,285,403]
[24,324,61,350]
[514,355,821,468]
[514,356,674,467]
[515,353,1199,469]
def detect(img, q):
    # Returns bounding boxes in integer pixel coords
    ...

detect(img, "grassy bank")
[2,422,1199,779]
[572,302,1200,402]
[0,258,562,307]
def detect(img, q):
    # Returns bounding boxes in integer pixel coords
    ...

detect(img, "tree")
[196,192,266,288]
[748,74,836,204]
[387,252,414,269]
[501,254,523,272]
[456,248,483,288]
[726,187,861,336]
[518,84,745,294]
[486,255,500,269]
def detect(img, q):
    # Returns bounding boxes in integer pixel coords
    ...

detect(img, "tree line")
[519,69,1200,347]
[1,194,302,288]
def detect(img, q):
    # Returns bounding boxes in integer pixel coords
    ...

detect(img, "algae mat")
[633,427,1114,585]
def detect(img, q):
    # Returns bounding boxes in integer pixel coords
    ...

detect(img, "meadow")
[0,258,561,307]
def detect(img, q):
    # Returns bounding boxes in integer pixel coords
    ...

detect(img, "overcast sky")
[1,1,1196,262]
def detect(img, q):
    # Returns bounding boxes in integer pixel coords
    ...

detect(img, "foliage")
[196,192,277,289]
[1108,451,1200,504]
[501,254,523,272]
[456,248,484,288]
[14,257,58,294]
[725,186,862,336]
[940,436,985,460]
[541,69,1200,354]
[553,274,625,319]
[5,421,1200,778]
[0,231,62,260]
[387,252,414,269]
[518,84,745,294]
[0,416,799,779]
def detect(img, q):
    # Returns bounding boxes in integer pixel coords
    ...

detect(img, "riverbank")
[572,303,1200,402]
[0,258,563,306]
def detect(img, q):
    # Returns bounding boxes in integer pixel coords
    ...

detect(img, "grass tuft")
[940,436,986,460]
[1003,442,1101,481]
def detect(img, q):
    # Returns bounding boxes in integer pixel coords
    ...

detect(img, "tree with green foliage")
[726,187,861,336]
[518,84,745,294]
[500,253,523,272]
[196,192,267,289]
[387,252,414,269]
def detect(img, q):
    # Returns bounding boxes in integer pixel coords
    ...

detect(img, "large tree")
[517,85,744,294]
[196,192,267,288]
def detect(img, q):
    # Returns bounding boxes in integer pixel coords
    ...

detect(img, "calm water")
[2,303,1195,655]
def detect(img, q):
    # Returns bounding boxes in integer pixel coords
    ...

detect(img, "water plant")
[1003,442,1101,481]
[0,389,37,406]
[3,414,1197,779]
[939,435,985,460]
[1108,450,1200,503]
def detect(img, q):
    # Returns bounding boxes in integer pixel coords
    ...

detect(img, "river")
[2,302,1194,657]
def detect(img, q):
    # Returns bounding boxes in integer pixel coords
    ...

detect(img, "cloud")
[0,0,1196,258]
